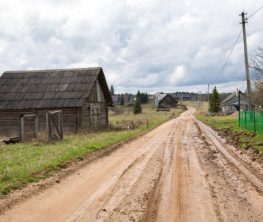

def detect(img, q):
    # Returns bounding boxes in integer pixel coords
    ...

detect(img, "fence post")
[245,111,247,129]
[238,111,240,127]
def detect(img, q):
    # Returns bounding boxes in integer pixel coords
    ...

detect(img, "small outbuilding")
[154,93,178,110]
[0,67,112,138]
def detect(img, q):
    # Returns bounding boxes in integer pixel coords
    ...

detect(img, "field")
[197,114,263,153]
[0,105,182,196]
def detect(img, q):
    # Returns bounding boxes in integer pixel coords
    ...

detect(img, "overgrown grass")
[0,105,182,195]
[197,114,263,154]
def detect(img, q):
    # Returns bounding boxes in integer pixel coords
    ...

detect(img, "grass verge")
[0,105,182,196]
[197,114,263,154]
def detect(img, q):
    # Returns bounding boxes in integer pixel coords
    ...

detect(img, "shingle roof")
[0,67,112,109]
[159,94,178,104]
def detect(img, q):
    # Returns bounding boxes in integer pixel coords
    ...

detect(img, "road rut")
[1,108,263,222]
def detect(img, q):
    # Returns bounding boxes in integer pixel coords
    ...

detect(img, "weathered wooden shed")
[157,94,178,109]
[0,67,112,138]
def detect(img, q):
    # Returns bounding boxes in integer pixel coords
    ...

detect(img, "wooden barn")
[155,94,178,110]
[0,67,112,138]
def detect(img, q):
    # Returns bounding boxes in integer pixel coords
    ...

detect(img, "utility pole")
[207,83,210,112]
[240,11,252,110]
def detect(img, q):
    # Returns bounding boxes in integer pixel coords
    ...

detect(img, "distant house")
[112,95,119,105]
[154,93,166,108]
[171,92,196,101]
[0,67,112,138]
[154,93,178,110]
[221,92,248,114]
[127,96,136,106]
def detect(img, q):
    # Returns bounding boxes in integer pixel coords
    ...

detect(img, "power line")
[248,5,263,19]
[215,29,242,81]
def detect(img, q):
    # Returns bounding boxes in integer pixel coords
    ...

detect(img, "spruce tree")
[209,87,221,113]
[110,85,114,95]
[134,92,142,114]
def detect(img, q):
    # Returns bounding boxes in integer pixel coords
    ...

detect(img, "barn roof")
[0,67,112,109]
[159,94,178,104]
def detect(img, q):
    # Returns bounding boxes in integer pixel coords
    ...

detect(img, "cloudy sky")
[0,0,262,93]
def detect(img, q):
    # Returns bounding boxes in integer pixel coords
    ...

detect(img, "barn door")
[90,104,100,128]
[46,110,63,142]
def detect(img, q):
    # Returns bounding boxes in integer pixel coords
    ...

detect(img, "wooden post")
[35,115,39,140]
[46,112,52,142]
[20,116,25,142]
[253,106,256,133]
[58,112,63,139]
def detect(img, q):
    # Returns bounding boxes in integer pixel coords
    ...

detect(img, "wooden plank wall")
[81,103,107,130]
[159,96,178,109]
[0,108,78,138]
[80,82,108,131]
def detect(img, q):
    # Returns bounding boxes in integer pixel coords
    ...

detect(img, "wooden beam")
[20,116,25,142]
[35,115,39,140]
[59,112,64,139]
[46,112,52,142]
[48,110,62,115]
[22,113,37,118]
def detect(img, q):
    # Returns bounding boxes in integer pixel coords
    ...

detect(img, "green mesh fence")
[239,111,263,132]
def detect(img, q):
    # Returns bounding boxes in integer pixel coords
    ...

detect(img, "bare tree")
[250,47,263,107]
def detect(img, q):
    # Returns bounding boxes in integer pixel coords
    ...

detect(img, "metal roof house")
[221,91,248,114]
[0,67,112,138]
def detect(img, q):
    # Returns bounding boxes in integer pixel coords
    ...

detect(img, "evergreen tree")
[120,95,124,106]
[140,92,149,104]
[145,92,149,103]
[137,91,141,99]
[209,87,221,113]
[110,85,114,95]
[134,91,142,114]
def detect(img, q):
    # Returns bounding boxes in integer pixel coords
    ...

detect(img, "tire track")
[196,120,263,192]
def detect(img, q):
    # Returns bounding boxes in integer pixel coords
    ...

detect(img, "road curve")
[1,108,263,222]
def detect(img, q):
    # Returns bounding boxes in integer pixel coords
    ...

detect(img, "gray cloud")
[0,0,262,93]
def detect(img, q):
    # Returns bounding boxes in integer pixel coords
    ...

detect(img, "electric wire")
[248,5,263,19]
[214,29,242,82]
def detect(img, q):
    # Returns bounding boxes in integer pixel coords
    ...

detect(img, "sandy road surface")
[1,108,263,221]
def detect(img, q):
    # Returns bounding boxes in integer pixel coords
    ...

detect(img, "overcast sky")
[0,0,262,93]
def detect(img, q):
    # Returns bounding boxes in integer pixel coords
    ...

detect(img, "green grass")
[197,114,263,154]
[197,115,239,131]
[0,105,182,196]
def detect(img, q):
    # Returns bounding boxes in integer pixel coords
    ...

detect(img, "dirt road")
[1,108,263,222]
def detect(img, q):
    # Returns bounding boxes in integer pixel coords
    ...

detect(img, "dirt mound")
[232,112,239,117]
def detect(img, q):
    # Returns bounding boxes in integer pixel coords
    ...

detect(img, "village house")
[112,95,119,105]
[221,91,248,114]
[0,67,112,138]
[154,93,178,110]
